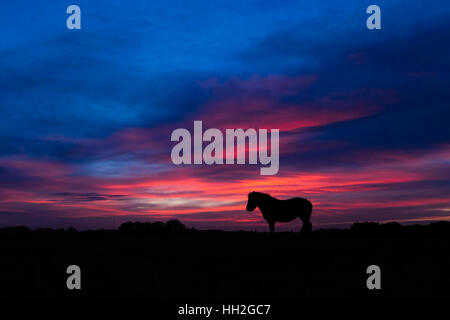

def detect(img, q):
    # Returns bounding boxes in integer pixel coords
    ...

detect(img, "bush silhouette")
[350,222,380,234]
[166,219,187,231]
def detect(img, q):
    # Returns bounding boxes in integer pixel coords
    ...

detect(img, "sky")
[0,0,449,230]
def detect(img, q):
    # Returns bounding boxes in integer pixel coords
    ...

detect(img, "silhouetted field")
[0,221,449,300]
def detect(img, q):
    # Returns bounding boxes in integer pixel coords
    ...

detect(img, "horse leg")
[301,219,312,233]
[300,216,312,233]
[268,220,275,234]
[300,203,312,233]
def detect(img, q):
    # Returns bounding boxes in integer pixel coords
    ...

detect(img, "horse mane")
[249,191,273,201]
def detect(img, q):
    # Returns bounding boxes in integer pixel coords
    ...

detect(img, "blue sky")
[0,1,449,229]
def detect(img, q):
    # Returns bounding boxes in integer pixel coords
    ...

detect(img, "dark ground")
[0,221,449,301]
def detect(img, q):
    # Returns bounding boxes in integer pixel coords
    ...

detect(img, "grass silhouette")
[0,220,448,300]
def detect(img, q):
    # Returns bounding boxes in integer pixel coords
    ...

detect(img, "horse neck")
[256,194,273,211]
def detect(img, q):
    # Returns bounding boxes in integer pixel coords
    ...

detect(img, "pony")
[246,191,312,233]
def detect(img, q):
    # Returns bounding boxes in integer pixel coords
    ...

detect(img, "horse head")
[247,191,271,211]
[246,191,258,211]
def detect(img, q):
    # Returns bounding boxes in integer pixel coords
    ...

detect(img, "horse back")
[286,197,312,215]
[287,197,311,205]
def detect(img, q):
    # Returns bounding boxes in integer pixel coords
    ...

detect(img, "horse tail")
[301,199,313,233]
[305,199,312,219]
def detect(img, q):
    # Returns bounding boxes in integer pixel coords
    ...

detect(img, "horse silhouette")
[246,191,312,233]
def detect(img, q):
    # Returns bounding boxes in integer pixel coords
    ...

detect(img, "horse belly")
[275,198,310,222]
[275,203,299,222]
[276,213,298,222]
